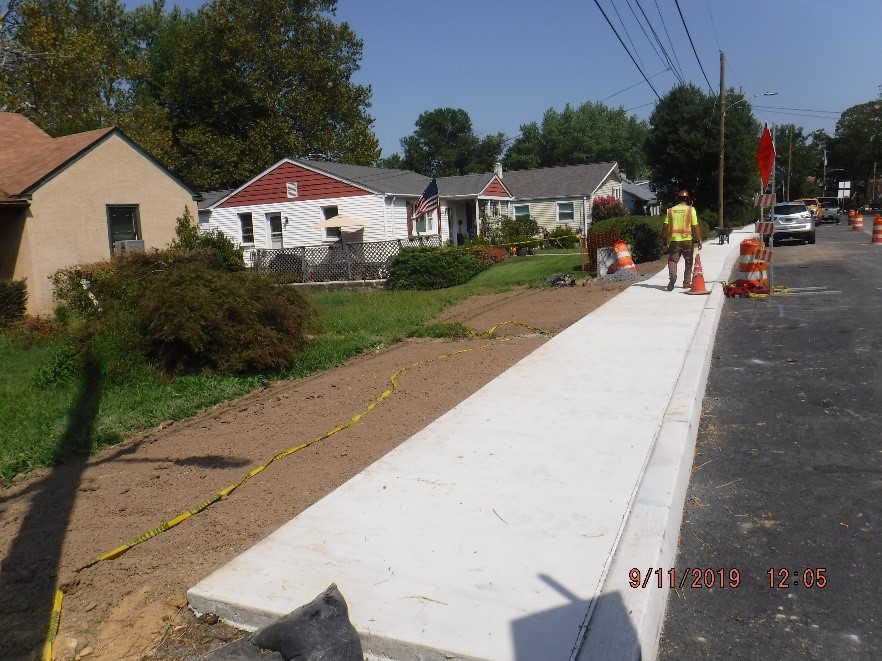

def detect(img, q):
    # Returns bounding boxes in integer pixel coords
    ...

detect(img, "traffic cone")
[686,254,711,295]
[872,214,882,244]
[853,213,864,231]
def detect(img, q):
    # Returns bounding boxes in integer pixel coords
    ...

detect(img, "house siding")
[19,133,194,315]
[208,195,449,266]
[526,199,589,232]
[219,161,372,208]
[481,179,509,197]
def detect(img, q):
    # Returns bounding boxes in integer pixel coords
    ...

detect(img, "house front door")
[267,213,283,249]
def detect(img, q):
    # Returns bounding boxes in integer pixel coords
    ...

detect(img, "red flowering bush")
[592,195,629,222]
[469,245,510,267]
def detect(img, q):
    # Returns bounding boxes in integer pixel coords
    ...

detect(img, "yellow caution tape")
[48,321,546,659]
[74,330,542,572]
[42,589,63,661]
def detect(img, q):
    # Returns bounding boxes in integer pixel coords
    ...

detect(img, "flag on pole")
[413,179,439,218]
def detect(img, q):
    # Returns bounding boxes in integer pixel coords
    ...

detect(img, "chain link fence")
[253,236,443,283]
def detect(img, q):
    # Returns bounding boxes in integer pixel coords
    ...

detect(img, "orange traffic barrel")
[612,240,638,272]
[848,209,856,225]
[737,238,768,287]
[853,212,864,231]
[872,214,882,244]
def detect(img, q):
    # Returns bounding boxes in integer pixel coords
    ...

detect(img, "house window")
[514,205,530,221]
[557,202,575,223]
[414,211,435,234]
[239,212,254,244]
[322,205,341,241]
[107,205,141,247]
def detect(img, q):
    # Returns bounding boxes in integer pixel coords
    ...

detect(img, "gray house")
[496,162,622,235]
[621,178,660,216]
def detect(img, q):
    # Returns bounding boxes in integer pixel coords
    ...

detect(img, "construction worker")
[661,189,703,291]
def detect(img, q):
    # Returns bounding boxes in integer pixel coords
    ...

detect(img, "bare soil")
[0,260,665,661]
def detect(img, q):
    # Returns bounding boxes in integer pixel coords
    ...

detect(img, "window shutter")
[406,203,413,236]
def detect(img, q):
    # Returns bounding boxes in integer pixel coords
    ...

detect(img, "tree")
[646,84,758,216]
[828,99,882,200]
[774,124,823,200]
[400,107,505,176]
[0,0,136,134]
[503,101,648,177]
[148,0,378,190]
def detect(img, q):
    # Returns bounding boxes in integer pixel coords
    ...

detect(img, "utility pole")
[718,51,725,232]
[787,128,793,200]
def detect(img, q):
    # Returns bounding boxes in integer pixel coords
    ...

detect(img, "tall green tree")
[0,0,136,135]
[503,101,648,177]
[828,99,882,199]
[646,84,758,216]
[775,124,823,199]
[400,107,506,176]
[153,0,378,190]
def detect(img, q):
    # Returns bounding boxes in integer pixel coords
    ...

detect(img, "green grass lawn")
[0,251,586,483]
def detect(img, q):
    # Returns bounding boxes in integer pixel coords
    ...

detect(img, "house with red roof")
[0,112,198,315]
[201,158,513,264]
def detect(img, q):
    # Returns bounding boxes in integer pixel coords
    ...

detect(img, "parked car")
[869,199,882,211]
[762,202,815,244]
[817,196,841,223]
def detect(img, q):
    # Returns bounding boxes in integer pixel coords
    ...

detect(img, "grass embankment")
[0,252,586,483]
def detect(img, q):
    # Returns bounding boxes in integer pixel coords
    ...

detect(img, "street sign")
[756,123,776,190]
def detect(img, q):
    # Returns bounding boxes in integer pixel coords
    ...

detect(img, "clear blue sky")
[130,0,881,158]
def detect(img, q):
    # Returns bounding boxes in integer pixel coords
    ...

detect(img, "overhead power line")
[654,0,684,83]
[672,0,713,93]
[630,0,685,85]
[592,0,661,100]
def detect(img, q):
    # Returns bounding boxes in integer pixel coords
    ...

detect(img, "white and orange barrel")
[612,240,638,272]
[848,210,856,225]
[738,237,768,287]
[872,214,882,244]
[853,213,864,231]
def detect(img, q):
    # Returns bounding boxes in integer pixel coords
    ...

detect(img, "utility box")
[113,240,145,255]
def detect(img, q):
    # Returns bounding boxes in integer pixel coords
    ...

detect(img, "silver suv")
[762,202,816,244]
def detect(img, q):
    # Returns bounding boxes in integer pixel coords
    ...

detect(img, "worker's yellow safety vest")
[666,204,696,242]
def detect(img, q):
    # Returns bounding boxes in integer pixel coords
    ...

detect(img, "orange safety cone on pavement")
[686,253,711,295]
[853,212,864,231]
[872,214,882,244]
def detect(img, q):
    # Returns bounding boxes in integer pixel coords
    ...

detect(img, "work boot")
[667,275,676,291]
[683,280,692,289]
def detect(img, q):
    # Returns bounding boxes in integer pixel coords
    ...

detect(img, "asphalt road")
[657,217,882,660]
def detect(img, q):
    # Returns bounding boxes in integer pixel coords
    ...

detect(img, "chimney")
[493,162,503,178]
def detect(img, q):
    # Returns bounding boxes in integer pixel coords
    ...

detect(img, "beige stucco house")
[0,112,198,315]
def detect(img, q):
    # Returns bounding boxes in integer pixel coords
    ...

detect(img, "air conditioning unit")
[113,240,145,255]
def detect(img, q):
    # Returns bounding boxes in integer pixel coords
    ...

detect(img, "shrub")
[469,245,509,267]
[0,279,27,326]
[590,216,667,263]
[544,225,579,249]
[592,195,629,222]
[169,207,245,272]
[385,247,487,290]
[498,213,540,242]
[136,263,315,375]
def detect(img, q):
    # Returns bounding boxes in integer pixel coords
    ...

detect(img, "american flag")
[413,179,439,218]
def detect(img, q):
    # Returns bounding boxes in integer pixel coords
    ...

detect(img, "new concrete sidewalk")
[188,231,751,661]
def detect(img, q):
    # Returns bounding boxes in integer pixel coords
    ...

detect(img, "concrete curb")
[574,241,743,661]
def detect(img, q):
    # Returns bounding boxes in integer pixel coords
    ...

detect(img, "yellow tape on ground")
[49,322,546,660]
[74,331,541,573]
[42,589,63,661]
